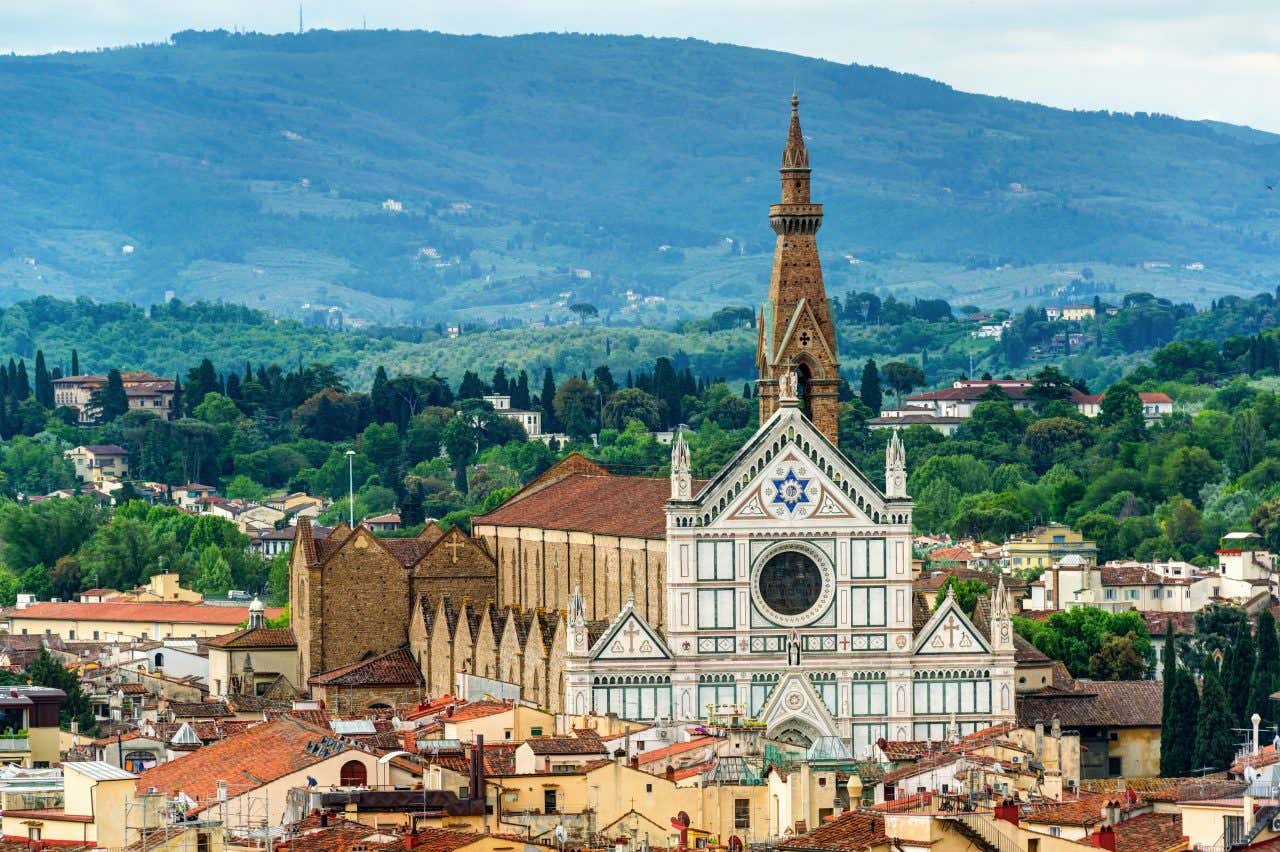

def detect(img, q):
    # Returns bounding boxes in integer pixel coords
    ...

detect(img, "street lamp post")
[345,449,356,527]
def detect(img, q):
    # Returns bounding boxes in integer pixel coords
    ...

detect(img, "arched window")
[339,760,367,787]
[123,751,157,773]
[796,362,813,420]
[153,652,164,669]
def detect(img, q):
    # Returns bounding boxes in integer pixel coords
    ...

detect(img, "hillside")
[1,29,1278,325]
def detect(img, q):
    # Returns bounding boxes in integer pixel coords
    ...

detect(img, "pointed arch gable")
[912,594,991,655]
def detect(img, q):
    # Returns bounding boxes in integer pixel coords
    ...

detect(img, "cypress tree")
[13,359,29,401]
[1226,626,1256,724]
[1193,656,1236,774]
[95,368,129,422]
[1167,666,1200,776]
[511,371,531,410]
[1249,610,1280,726]
[860,359,883,414]
[70,348,79,377]
[371,366,391,423]
[540,368,560,433]
[1160,621,1177,773]
[33,350,53,408]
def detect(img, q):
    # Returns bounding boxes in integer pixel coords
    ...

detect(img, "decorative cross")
[943,616,960,647]
[839,636,849,650]
[445,536,464,564]
[799,331,811,347]
[622,622,642,652]
[739,638,749,651]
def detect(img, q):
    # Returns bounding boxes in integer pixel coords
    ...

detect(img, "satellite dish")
[554,826,567,843]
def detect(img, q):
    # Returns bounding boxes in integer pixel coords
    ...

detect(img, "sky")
[4,1,1279,132]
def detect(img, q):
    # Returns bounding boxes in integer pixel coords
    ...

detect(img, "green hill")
[1,29,1278,324]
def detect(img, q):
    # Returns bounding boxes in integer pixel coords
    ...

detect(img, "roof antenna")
[298,3,304,35]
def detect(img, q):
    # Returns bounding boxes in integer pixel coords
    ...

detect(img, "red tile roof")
[1111,812,1184,852]
[776,811,886,851]
[638,736,719,766]
[443,700,513,723]
[1022,792,1132,827]
[473,473,671,539]
[308,647,423,688]
[205,626,296,649]
[10,601,283,625]
[523,730,607,756]
[135,717,345,810]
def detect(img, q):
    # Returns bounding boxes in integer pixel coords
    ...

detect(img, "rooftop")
[9,600,283,625]
[308,647,423,688]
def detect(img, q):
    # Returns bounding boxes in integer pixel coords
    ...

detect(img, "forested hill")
[1,29,1277,323]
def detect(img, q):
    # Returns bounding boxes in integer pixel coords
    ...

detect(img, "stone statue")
[779,369,799,405]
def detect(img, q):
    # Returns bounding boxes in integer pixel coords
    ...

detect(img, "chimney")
[1092,825,1117,852]
[1244,794,1256,834]
[403,730,418,754]
[1253,713,1262,754]
[1035,721,1044,758]
[470,734,485,804]
[1051,715,1061,739]
[629,756,639,770]
[665,765,675,782]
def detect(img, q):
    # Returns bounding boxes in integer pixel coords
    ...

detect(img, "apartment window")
[68,630,75,640]
[1125,590,1139,601]
[646,784,653,793]
[530,727,543,737]
[504,730,513,740]
[544,789,558,814]
[458,786,469,799]
[1108,757,1123,776]
[734,799,750,829]
[1103,589,1117,601]
[1224,816,1245,847]
[1049,827,1062,838]
[93,631,99,640]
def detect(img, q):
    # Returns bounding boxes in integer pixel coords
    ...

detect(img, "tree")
[48,555,83,601]
[266,551,291,606]
[0,498,105,573]
[859,359,882,414]
[1099,381,1144,438]
[569,302,598,324]
[881,361,924,406]
[92,368,129,422]
[539,369,560,433]
[193,391,241,426]
[1022,417,1092,474]
[1226,625,1256,724]
[28,647,95,734]
[1162,447,1221,505]
[1087,631,1149,680]
[225,474,266,501]
[1193,656,1236,773]
[70,349,79,377]
[933,576,987,616]
[33,350,53,409]
[442,417,477,491]
[554,377,597,440]
[1160,621,1178,774]
[193,544,233,596]
[1164,662,1199,776]
[1249,610,1280,725]
[1026,366,1076,413]
[1231,409,1266,474]
[185,358,219,414]
[400,480,427,526]
[601,388,661,431]
[1250,498,1280,553]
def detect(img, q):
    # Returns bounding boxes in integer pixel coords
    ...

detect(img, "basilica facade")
[561,97,1016,753]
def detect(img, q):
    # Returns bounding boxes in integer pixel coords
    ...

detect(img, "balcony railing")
[0,736,31,752]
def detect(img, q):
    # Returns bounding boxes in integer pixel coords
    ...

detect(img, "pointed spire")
[568,585,586,628]
[885,428,907,499]
[670,431,692,500]
[782,93,809,170]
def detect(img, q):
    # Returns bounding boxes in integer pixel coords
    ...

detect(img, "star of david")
[770,469,811,513]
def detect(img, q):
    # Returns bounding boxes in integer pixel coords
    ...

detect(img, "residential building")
[1004,524,1098,572]
[3,599,283,643]
[171,483,217,510]
[64,444,130,483]
[1017,675,1163,778]
[0,686,65,767]
[53,372,174,424]
[0,761,149,848]
[1060,304,1097,321]
[482,394,543,437]
[365,512,401,532]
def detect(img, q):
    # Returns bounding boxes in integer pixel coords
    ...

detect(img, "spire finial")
[782,93,809,170]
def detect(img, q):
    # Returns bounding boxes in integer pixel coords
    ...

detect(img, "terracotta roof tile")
[524,730,607,755]
[1017,678,1162,728]
[205,627,297,649]
[473,473,669,539]
[136,717,344,809]
[308,647,423,688]
[1110,811,1184,852]
[444,700,513,723]
[638,736,719,766]
[776,811,886,851]
[1022,792,1133,827]
[11,601,282,625]
[168,700,233,718]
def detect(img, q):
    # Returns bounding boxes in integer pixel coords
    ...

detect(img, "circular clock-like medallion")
[750,540,834,627]
[785,692,804,710]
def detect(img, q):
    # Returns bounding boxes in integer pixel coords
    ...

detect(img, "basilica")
[292,97,1015,750]
[559,96,1016,753]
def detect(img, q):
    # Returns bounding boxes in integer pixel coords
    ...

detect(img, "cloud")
[2,0,1277,130]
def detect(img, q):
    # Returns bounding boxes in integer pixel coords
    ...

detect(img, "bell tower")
[757,95,840,443]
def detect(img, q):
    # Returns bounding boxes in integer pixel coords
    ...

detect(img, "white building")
[564,413,1016,756]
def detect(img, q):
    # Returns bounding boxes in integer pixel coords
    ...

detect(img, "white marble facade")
[565,398,1016,754]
